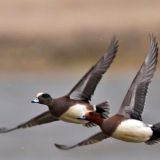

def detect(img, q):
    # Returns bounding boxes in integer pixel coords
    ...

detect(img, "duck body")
[49,96,94,124]
[102,115,153,143]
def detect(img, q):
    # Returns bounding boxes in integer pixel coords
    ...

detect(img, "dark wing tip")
[107,36,119,54]
[146,34,159,77]
[0,127,8,133]
[0,127,17,133]
[149,33,157,43]
[148,34,158,55]
[110,35,118,44]
[54,143,76,150]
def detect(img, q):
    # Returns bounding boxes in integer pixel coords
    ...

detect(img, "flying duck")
[54,35,159,150]
[0,37,118,133]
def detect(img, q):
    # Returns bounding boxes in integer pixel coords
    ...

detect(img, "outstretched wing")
[0,111,59,133]
[55,132,108,150]
[118,35,158,120]
[67,37,118,101]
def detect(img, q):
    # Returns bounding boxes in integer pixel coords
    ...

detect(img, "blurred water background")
[0,0,160,160]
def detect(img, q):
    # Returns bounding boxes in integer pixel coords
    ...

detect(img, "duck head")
[31,92,53,106]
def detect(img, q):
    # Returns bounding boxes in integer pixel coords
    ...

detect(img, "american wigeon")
[55,35,159,150]
[0,37,118,133]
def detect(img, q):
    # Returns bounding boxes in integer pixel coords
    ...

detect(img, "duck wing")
[118,35,158,120]
[0,111,59,133]
[54,131,108,150]
[67,37,118,101]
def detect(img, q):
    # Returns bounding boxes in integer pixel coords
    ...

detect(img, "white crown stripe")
[36,92,44,97]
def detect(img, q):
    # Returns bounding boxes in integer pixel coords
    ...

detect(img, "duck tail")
[95,101,110,119]
[145,122,160,145]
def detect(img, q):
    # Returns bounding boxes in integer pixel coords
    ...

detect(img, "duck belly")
[112,119,153,143]
[60,104,93,124]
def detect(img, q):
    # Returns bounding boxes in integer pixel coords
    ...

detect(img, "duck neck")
[48,99,54,109]
[87,113,104,126]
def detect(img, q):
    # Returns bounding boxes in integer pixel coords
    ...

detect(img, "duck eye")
[42,94,50,98]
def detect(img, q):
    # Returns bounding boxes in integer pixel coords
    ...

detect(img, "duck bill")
[31,98,39,103]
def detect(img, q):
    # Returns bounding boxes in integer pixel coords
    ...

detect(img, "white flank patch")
[60,104,93,124]
[112,119,153,143]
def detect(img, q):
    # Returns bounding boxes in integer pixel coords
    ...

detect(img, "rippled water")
[0,72,160,160]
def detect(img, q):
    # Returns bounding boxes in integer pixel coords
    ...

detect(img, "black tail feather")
[146,122,160,145]
[96,101,110,118]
